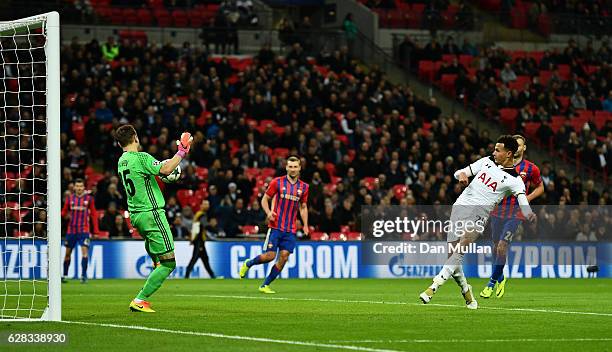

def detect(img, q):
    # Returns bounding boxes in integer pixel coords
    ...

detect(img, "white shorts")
[446,204,489,242]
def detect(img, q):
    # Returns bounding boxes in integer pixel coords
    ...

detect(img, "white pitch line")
[59,320,401,352]
[174,293,612,317]
[327,338,612,344]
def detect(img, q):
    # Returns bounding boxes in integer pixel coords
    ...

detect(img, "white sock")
[452,265,470,294]
[133,298,144,303]
[430,251,466,291]
[430,264,455,291]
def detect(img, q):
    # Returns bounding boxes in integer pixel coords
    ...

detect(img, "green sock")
[136,260,175,300]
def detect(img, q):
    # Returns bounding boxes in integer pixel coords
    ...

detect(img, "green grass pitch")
[1,278,611,352]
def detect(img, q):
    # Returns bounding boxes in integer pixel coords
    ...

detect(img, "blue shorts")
[263,228,296,253]
[64,233,90,249]
[490,217,521,243]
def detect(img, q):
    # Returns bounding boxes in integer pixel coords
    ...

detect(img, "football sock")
[431,252,465,291]
[136,259,176,300]
[452,265,470,294]
[262,264,281,287]
[487,250,497,287]
[81,257,88,279]
[492,252,507,283]
[247,255,262,267]
[63,258,70,277]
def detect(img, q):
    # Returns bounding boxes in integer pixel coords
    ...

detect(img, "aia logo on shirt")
[477,172,498,192]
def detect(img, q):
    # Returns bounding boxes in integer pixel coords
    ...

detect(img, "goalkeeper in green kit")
[114,124,193,313]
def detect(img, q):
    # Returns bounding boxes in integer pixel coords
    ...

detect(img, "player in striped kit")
[239,156,309,293]
[480,135,544,298]
[61,178,99,283]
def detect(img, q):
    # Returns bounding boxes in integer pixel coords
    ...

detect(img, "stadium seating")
[407,39,611,181]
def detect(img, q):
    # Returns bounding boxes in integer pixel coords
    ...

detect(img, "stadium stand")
[47,33,610,241]
[396,36,611,181]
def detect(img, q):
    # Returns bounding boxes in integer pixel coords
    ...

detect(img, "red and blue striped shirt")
[265,176,309,233]
[61,193,99,235]
[492,159,542,219]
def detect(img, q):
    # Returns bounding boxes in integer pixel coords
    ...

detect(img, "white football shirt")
[455,156,526,212]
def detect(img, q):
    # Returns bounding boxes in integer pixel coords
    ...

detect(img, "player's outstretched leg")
[130,253,176,313]
[453,266,477,309]
[420,253,462,304]
[240,251,275,279]
[259,250,290,294]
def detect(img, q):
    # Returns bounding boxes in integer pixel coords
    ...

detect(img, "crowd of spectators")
[364,0,475,32]
[52,33,611,242]
[1,27,609,242]
[397,36,611,175]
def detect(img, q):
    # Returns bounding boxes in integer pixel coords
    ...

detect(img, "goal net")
[0,12,60,321]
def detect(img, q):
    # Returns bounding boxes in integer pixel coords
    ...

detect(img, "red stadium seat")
[329,232,347,241]
[405,7,423,28]
[551,115,566,133]
[176,189,194,207]
[499,108,518,130]
[539,70,553,86]
[527,51,544,64]
[418,61,435,82]
[593,112,610,130]
[458,55,473,68]
[442,54,456,63]
[15,231,31,238]
[346,232,362,241]
[273,148,289,160]
[195,167,208,180]
[363,177,377,190]
[325,163,336,177]
[96,231,110,239]
[509,75,530,91]
[440,74,457,96]
[511,7,528,29]
[557,96,570,111]
[557,64,571,80]
[261,168,276,179]
[245,168,260,180]
[71,121,85,145]
[537,14,551,37]
[523,122,541,140]
[336,134,349,145]
[136,9,153,26]
[324,183,337,195]
[330,176,342,185]
[310,231,328,241]
[393,184,407,200]
[241,225,259,235]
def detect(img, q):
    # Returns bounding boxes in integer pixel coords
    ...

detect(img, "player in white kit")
[419,135,536,309]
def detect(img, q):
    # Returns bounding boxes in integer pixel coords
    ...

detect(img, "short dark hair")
[497,135,519,155]
[287,155,300,164]
[74,178,84,184]
[114,124,137,147]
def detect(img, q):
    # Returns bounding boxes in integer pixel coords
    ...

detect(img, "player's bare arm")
[261,194,277,222]
[527,182,544,202]
[300,202,309,235]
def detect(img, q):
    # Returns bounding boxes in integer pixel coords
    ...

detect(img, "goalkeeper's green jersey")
[117,151,165,213]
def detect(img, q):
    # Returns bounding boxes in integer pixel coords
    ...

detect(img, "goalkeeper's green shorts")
[130,209,175,256]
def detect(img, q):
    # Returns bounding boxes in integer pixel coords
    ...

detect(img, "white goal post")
[0,11,60,321]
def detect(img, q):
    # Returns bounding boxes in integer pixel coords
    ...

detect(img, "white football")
[160,160,182,183]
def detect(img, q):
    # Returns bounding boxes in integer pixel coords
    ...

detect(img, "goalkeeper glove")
[176,132,193,158]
